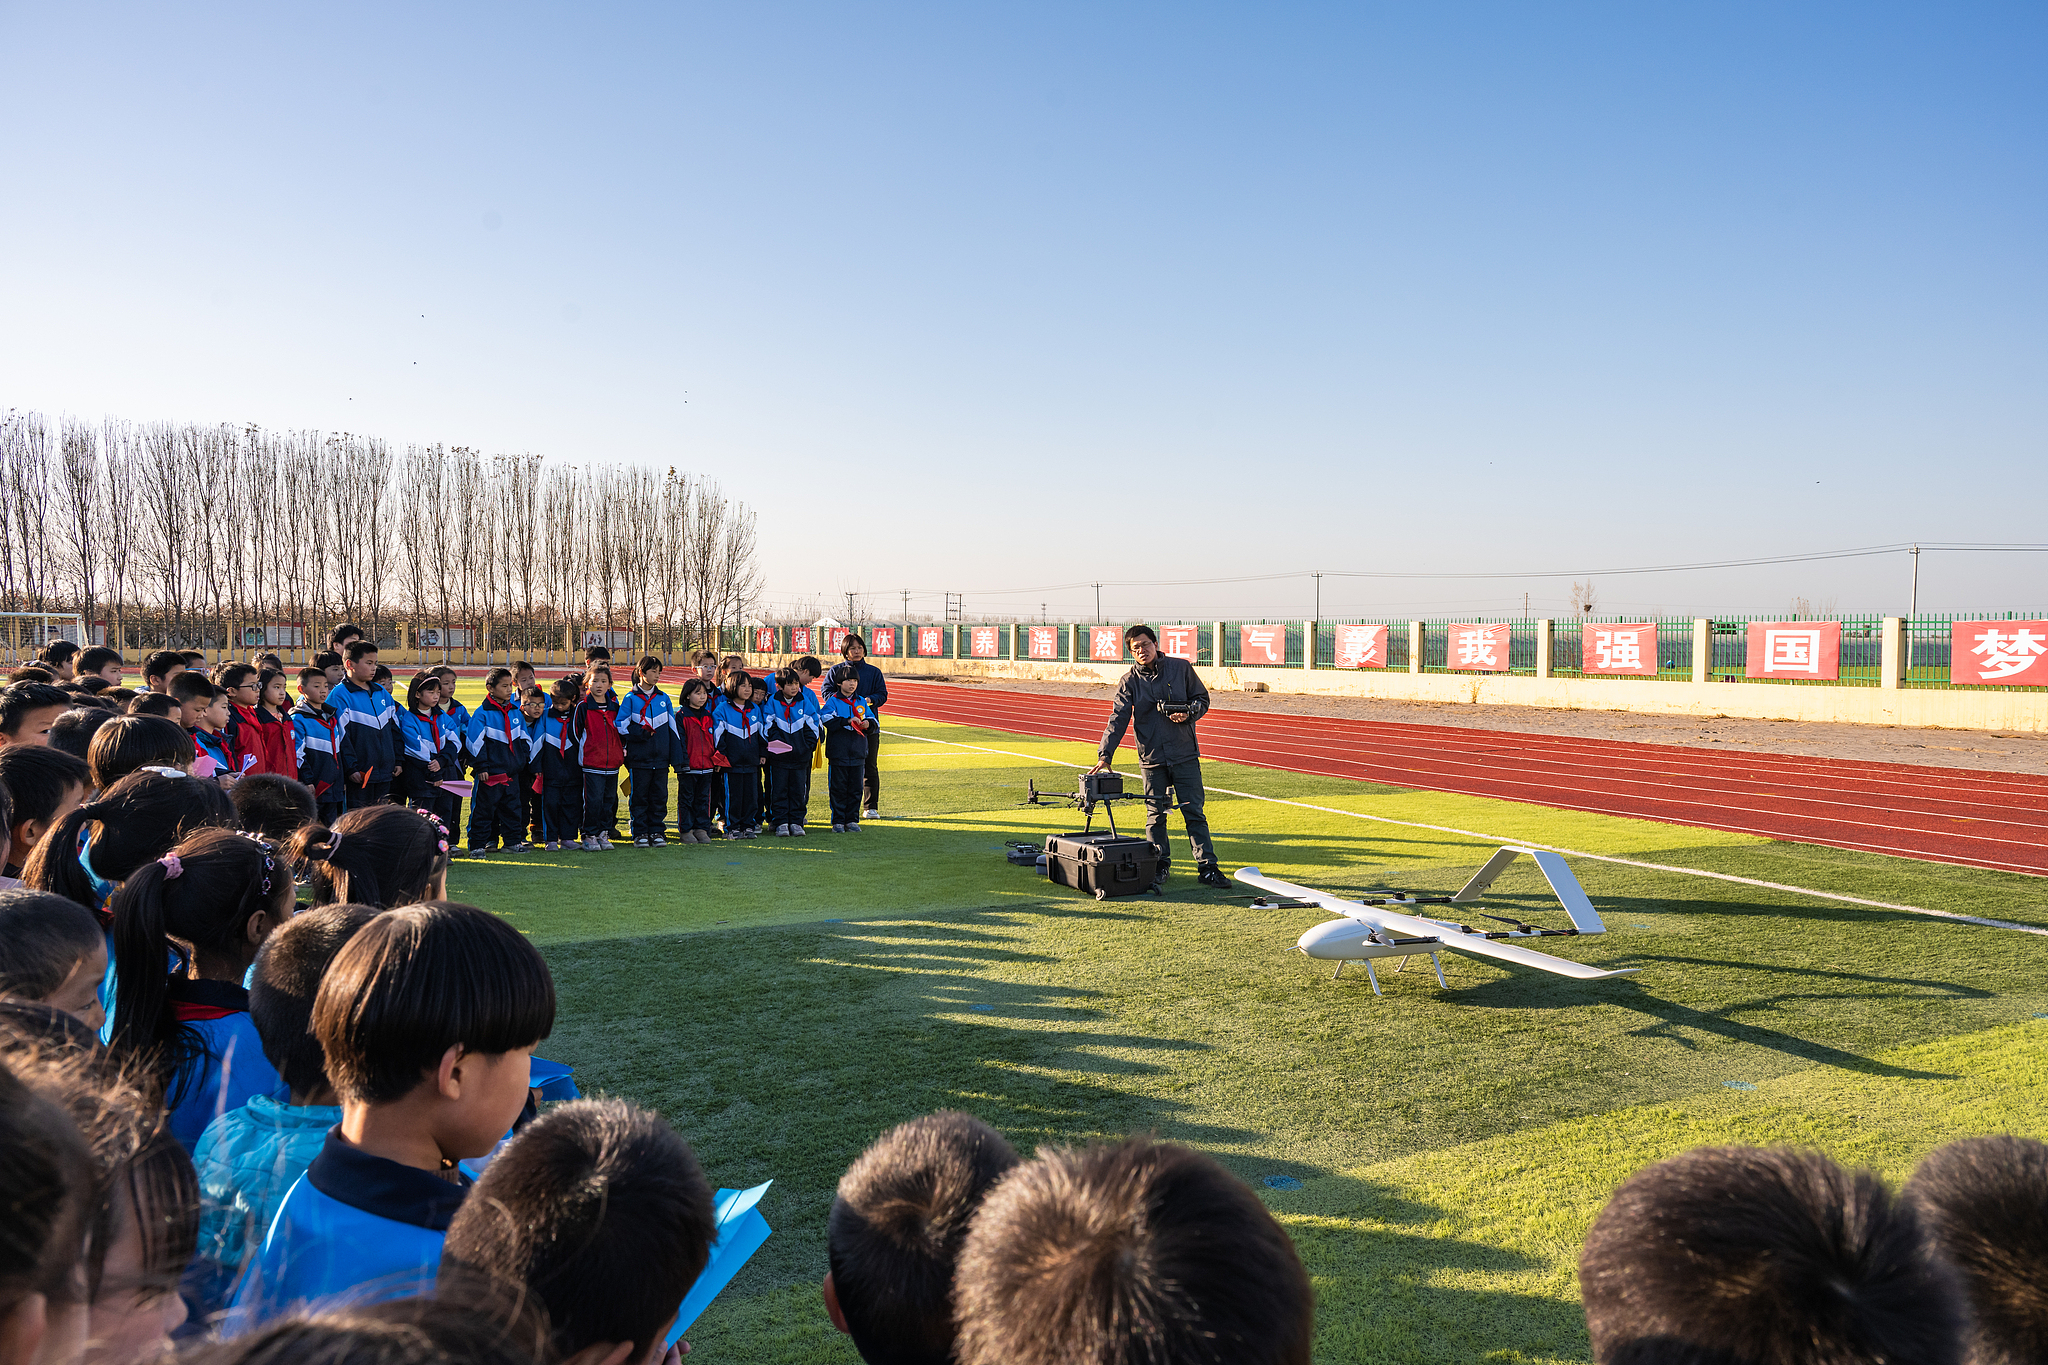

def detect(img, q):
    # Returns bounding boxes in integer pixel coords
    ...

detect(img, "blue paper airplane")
[667,1180,774,1344]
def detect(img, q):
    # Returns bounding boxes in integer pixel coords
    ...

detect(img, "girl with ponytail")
[107,828,295,1150]
[283,803,451,911]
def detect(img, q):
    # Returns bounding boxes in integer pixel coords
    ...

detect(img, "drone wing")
[1235,867,1639,983]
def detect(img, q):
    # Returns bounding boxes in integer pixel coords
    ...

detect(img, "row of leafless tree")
[0,409,761,660]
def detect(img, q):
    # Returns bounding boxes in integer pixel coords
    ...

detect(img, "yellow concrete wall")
[748,653,2048,732]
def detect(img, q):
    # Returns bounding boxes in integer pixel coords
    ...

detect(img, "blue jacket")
[463,697,529,778]
[711,697,766,770]
[762,692,821,766]
[439,700,471,775]
[191,727,233,778]
[227,1127,467,1329]
[164,979,286,1153]
[533,708,581,785]
[331,678,400,783]
[616,685,676,770]
[192,1096,341,1312]
[822,694,874,765]
[395,709,453,801]
[290,698,343,802]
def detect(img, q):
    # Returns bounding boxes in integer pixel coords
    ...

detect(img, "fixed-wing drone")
[1235,847,1641,995]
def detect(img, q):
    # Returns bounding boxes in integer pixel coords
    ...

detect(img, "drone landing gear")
[1333,950,1449,995]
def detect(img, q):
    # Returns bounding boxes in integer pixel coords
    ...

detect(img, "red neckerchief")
[173,1000,239,1022]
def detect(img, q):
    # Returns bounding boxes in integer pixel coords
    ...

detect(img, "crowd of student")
[0,635,2043,1365]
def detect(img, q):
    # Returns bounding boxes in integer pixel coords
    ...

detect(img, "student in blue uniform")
[711,672,766,838]
[431,664,471,837]
[615,657,675,848]
[397,672,453,812]
[464,669,530,854]
[763,667,821,836]
[291,667,345,824]
[229,901,555,1326]
[535,678,583,851]
[332,642,399,810]
[106,827,293,1151]
[821,665,873,834]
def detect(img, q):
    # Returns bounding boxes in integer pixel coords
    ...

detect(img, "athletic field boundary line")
[885,727,2048,938]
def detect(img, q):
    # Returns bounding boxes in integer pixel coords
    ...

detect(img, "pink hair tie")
[159,854,184,879]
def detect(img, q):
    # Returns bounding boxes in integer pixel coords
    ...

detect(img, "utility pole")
[1909,544,1920,619]
[901,590,909,624]
[1312,571,1322,621]
[1093,582,1101,623]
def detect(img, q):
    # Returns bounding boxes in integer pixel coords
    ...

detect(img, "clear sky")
[3,3,2042,622]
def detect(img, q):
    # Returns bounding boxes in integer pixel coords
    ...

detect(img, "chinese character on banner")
[1090,628,1122,662]
[1744,622,1840,679]
[1951,620,2048,686]
[828,628,850,655]
[1239,624,1285,665]
[1333,624,1387,669]
[790,626,812,653]
[917,626,944,657]
[970,627,999,658]
[1160,626,1198,661]
[1028,627,1058,660]
[870,627,896,657]
[754,626,776,652]
[1448,623,1511,672]
[1585,624,1658,676]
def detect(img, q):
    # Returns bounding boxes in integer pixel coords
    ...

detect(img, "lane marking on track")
[885,727,2048,937]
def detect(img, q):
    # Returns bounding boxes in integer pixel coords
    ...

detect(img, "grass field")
[434,683,2048,1364]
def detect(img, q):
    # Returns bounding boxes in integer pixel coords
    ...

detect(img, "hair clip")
[326,831,344,860]
[140,765,188,779]
[159,853,184,879]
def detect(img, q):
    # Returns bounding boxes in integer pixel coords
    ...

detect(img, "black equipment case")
[1044,832,1160,900]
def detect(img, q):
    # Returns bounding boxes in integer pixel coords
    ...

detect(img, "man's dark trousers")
[1142,759,1214,875]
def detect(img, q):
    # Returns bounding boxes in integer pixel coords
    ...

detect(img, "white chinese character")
[1594,630,1643,671]
[1971,627,2047,680]
[1761,629,1821,674]
[1243,626,1283,663]
[1455,629,1498,668]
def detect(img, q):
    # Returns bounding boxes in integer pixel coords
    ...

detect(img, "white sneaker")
[651,835,667,847]
[599,834,615,849]
[581,835,599,850]
[791,824,806,836]
[544,841,560,851]
[863,809,880,819]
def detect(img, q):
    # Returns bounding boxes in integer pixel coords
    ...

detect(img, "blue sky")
[2,3,2042,620]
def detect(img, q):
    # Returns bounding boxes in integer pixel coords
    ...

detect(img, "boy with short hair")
[825,1112,1019,1365]
[333,641,399,809]
[518,685,548,845]
[0,888,107,1029]
[615,657,675,848]
[312,649,345,690]
[465,668,531,853]
[180,674,240,785]
[45,705,115,765]
[441,1099,717,1364]
[218,662,262,759]
[292,667,345,823]
[142,649,187,693]
[0,744,89,878]
[0,680,72,750]
[78,645,125,686]
[954,1136,1314,1365]
[1579,1145,1962,1365]
[1902,1137,2048,1365]
[36,640,79,681]
[193,904,379,1310]
[513,660,537,697]
[231,772,319,841]
[230,901,555,1323]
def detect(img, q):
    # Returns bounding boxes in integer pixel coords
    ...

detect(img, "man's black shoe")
[1196,864,1232,889]
[1151,865,1170,890]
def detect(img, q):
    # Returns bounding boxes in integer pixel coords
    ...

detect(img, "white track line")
[887,726,2048,937]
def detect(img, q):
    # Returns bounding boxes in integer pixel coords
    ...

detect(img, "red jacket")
[677,707,717,770]
[570,697,624,772]
[239,705,298,779]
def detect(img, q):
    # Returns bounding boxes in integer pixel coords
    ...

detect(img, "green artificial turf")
[432,694,2048,1363]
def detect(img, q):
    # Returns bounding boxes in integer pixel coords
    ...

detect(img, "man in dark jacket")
[1088,624,1227,889]
[839,634,889,818]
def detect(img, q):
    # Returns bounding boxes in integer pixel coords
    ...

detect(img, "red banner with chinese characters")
[790,626,812,654]
[828,628,851,656]
[869,627,897,657]
[917,626,945,657]
[753,626,776,653]
[1238,624,1286,666]
[1949,620,2048,686]
[1744,622,1840,680]
[1446,623,1511,672]
[1160,625,1198,661]
[1584,623,1658,676]
[1333,624,1386,669]
[1089,627,1123,662]
[1027,627,1059,659]
[969,627,1000,658]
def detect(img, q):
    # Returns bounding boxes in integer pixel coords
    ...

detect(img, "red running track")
[882,680,2048,876]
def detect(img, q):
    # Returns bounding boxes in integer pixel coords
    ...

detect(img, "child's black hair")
[129,692,178,719]
[344,640,379,663]
[0,891,102,1004]
[827,662,860,690]
[549,676,579,703]
[257,667,287,705]
[87,714,193,791]
[249,904,380,1097]
[296,665,326,688]
[584,644,612,662]
[0,744,90,834]
[21,768,235,916]
[830,1111,1021,1365]
[637,655,663,677]
[773,667,802,692]
[1903,1136,2048,1364]
[405,670,443,713]
[677,677,710,708]
[794,655,824,678]
[78,646,123,677]
[327,623,363,649]
[108,827,294,1098]
[0,1055,95,1323]
[37,641,80,669]
[142,650,187,686]
[46,705,116,762]
[311,650,343,673]
[284,805,452,910]
[6,667,54,685]
[232,773,319,841]
[442,1098,717,1360]
[483,666,512,690]
[169,671,217,704]
[0,681,71,735]
[312,901,555,1105]
[513,660,535,677]
[217,662,258,692]
[723,670,756,703]
[181,1293,548,1365]
[371,665,394,688]
[73,675,114,695]
[181,651,207,666]
[1579,1145,1962,1365]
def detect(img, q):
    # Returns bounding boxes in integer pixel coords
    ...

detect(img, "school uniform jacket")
[535,709,581,786]
[290,699,343,802]
[331,678,400,783]
[395,709,450,801]
[822,695,874,765]
[244,706,298,778]
[228,1128,467,1327]
[570,695,623,772]
[615,686,675,770]
[763,693,821,766]
[439,701,471,775]
[463,698,529,780]
[711,697,767,770]
[191,727,234,780]
[163,979,285,1153]
[674,704,717,771]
